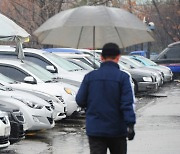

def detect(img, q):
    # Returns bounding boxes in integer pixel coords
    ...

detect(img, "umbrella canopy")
[0,13,29,39]
[34,5,154,49]
[0,13,30,59]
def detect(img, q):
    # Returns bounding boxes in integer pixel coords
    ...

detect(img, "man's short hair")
[101,43,121,59]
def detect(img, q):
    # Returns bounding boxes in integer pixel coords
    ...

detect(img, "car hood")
[127,68,153,76]
[57,70,87,82]
[0,89,50,106]
[147,65,171,74]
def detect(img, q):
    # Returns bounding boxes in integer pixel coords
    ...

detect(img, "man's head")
[101,43,121,63]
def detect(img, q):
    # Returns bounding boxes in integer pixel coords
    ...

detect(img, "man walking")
[76,43,136,154]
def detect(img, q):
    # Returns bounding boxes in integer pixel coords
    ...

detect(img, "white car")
[15,89,67,121]
[0,59,78,116]
[0,46,86,86]
[0,75,66,121]
[0,96,54,131]
[0,111,10,148]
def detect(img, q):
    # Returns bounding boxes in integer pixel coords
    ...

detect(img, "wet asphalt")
[1,80,180,154]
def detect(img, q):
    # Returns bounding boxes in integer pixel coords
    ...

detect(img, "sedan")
[0,111,10,148]
[0,74,66,121]
[0,96,54,131]
[0,101,25,144]
[120,56,164,86]
[119,61,158,93]
[129,55,173,82]
[0,59,78,116]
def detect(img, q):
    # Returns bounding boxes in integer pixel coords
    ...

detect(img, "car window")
[44,53,83,71]
[0,54,17,58]
[24,54,52,68]
[133,57,157,66]
[159,47,180,59]
[165,48,180,59]
[0,65,28,82]
[23,62,54,82]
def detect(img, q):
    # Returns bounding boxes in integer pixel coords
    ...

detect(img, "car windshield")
[118,61,130,70]
[44,53,83,71]
[68,59,94,71]
[86,56,101,67]
[136,56,157,66]
[23,62,54,82]
[121,57,144,68]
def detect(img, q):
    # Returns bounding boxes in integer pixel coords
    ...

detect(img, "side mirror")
[24,76,36,84]
[46,65,56,73]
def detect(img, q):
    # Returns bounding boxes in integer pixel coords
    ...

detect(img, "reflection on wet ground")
[1,81,180,154]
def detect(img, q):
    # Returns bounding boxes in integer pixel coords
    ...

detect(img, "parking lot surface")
[1,81,180,154]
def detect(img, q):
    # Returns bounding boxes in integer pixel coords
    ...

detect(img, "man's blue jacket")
[76,61,136,137]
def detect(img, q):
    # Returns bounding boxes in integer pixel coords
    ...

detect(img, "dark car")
[118,61,158,94]
[0,101,25,144]
[153,41,180,78]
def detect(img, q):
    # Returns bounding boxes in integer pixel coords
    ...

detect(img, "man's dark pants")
[88,136,127,154]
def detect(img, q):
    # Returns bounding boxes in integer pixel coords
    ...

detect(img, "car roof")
[168,41,180,48]
[0,58,34,67]
[55,53,91,58]
[43,48,82,54]
[0,45,46,54]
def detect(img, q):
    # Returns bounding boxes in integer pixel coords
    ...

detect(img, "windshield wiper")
[45,80,53,83]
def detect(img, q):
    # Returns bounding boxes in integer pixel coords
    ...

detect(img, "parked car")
[129,55,173,82]
[16,89,67,121]
[0,59,78,116]
[0,100,25,144]
[0,95,54,131]
[0,46,85,86]
[0,110,10,148]
[153,41,180,78]
[118,61,158,93]
[0,74,66,121]
[120,56,164,86]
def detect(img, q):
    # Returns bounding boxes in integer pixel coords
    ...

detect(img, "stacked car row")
[0,46,88,148]
[46,48,173,94]
[0,46,173,148]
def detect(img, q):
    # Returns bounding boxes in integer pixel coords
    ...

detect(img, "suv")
[154,41,180,78]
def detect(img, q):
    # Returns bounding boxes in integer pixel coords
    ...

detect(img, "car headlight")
[25,101,43,109]
[12,97,43,109]
[143,77,152,82]
[64,88,76,96]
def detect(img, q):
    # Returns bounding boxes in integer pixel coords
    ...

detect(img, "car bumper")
[0,136,10,148]
[164,74,173,82]
[66,100,78,116]
[53,103,67,121]
[9,121,25,144]
[23,106,55,131]
[138,82,158,92]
